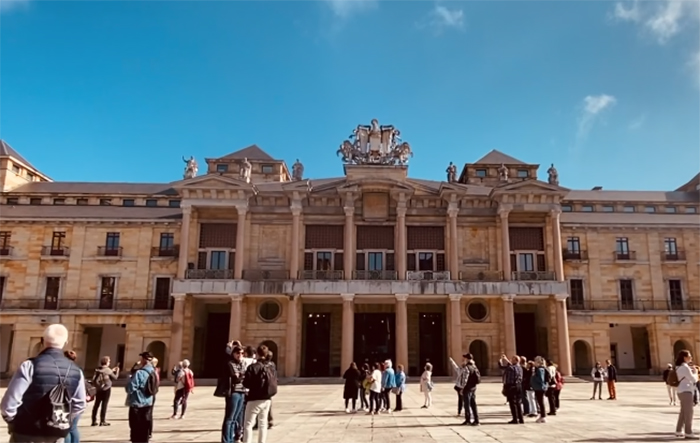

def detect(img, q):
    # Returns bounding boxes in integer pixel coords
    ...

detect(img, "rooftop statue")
[240,157,252,183]
[498,163,509,182]
[337,119,412,166]
[547,163,559,186]
[446,162,457,183]
[182,156,198,179]
[292,159,304,181]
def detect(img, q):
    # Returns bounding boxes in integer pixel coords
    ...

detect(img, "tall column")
[177,206,192,279]
[341,294,355,371]
[395,294,409,367]
[447,205,459,279]
[228,294,242,341]
[343,206,354,280]
[168,294,186,367]
[448,294,463,371]
[502,294,516,357]
[290,201,302,280]
[234,206,247,279]
[500,209,511,281]
[396,204,407,280]
[285,294,299,377]
[550,209,564,282]
[555,294,572,376]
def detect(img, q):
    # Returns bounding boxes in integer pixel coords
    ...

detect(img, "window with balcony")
[301,225,344,279]
[0,231,11,255]
[153,277,172,310]
[104,232,121,256]
[475,169,487,177]
[615,237,630,259]
[48,232,66,255]
[566,237,581,259]
[355,226,395,279]
[669,279,683,310]
[99,276,116,309]
[158,233,176,256]
[569,279,585,309]
[193,223,237,279]
[619,279,634,310]
[316,251,333,270]
[509,227,548,280]
[406,226,445,279]
[209,250,228,269]
[664,238,678,259]
[44,277,60,310]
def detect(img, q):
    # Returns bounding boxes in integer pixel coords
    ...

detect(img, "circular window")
[258,300,281,322]
[466,300,489,322]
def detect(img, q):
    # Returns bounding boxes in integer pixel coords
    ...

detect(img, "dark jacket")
[464,363,480,391]
[93,366,117,390]
[343,368,361,399]
[521,366,532,391]
[663,369,671,383]
[606,365,617,381]
[242,361,276,402]
[13,348,83,437]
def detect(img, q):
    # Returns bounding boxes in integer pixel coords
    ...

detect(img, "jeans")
[592,380,603,398]
[394,392,403,411]
[506,385,524,423]
[521,388,530,415]
[382,388,392,410]
[534,390,546,418]
[369,390,381,413]
[222,392,246,443]
[525,390,537,415]
[462,389,479,423]
[454,386,464,414]
[173,388,189,417]
[242,399,272,443]
[65,415,80,443]
[359,387,369,409]
[92,389,111,424]
[128,406,152,443]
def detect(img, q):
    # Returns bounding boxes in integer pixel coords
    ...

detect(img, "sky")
[1,0,699,191]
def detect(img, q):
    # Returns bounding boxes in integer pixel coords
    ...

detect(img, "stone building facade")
[0,123,698,378]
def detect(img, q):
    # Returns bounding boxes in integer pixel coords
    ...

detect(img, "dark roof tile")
[0,140,40,171]
[219,145,276,161]
[0,204,182,220]
[8,182,178,195]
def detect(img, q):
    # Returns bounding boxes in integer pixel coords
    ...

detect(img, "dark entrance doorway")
[469,340,489,375]
[354,313,395,368]
[303,313,331,376]
[418,313,445,376]
[514,312,538,359]
[202,313,230,378]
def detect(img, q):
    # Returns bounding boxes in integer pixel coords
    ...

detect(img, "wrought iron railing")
[406,271,451,281]
[0,298,172,311]
[151,246,179,258]
[566,299,700,312]
[459,270,503,281]
[661,251,686,261]
[41,246,70,257]
[613,250,637,261]
[298,270,344,280]
[97,246,123,257]
[185,269,233,279]
[562,249,588,261]
[243,269,290,280]
[352,270,398,280]
[511,271,556,281]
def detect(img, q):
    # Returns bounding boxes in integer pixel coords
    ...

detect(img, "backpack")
[183,369,195,392]
[466,365,481,388]
[39,361,74,436]
[140,368,159,397]
[93,370,109,391]
[667,367,681,387]
[544,368,552,385]
[259,362,278,398]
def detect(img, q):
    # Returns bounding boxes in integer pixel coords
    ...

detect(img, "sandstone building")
[0,123,698,379]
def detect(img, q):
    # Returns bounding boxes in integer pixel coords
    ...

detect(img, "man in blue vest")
[126,351,156,443]
[1,324,86,443]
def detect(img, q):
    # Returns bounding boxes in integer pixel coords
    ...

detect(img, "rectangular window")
[146,199,158,207]
[566,237,581,254]
[30,198,42,205]
[569,279,585,309]
[561,205,572,212]
[367,252,383,271]
[27,172,35,181]
[644,206,656,213]
[99,277,116,309]
[665,207,677,213]
[6,198,18,205]
[153,277,172,310]
[0,276,5,304]
[582,205,594,212]
[0,231,11,253]
[261,165,274,174]
[315,251,332,271]
[99,199,112,206]
[686,207,697,214]
[53,198,65,205]
[417,252,434,271]
[105,232,120,256]
[51,232,65,253]
[209,250,228,270]
[76,198,88,205]
[623,206,635,213]
[518,253,535,272]
[122,199,135,207]
[216,164,229,172]
[602,205,614,212]
[664,238,678,257]
[11,164,20,174]
[669,280,683,310]
[517,170,528,178]
[615,237,629,259]
[44,277,60,310]
[169,200,181,208]
[609,344,618,367]
[619,280,634,310]
[159,233,174,250]
[475,169,487,177]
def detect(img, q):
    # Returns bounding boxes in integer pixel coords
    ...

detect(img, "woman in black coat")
[343,362,361,412]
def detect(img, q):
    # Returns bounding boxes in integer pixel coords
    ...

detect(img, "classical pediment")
[171,174,253,190]
[491,179,569,195]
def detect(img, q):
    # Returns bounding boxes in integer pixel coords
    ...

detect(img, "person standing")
[1,324,87,443]
[216,345,248,443]
[502,355,524,424]
[367,363,382,415]
[674,350,699,439]
[449,355,469,416]
[358,363,370,411]
[126,351,157,443]
[590,362,607,400]
[171,359,194,419]
[241,345,278,443]
[393,364,406,412]
[342,363,361,413]
[530,357,549,424]
[92,356,119,427]
[605,359,617,400]
[420,363,434,409]
[380,360,396,413]
[663,363,678,405]
[524,361,538,417]
[462,355,481,426]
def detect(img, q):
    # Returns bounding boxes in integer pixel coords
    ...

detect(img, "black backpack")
[259,362,278,398]
[37,361,74,437]
[140,368,159,397]
[466,365,481,388]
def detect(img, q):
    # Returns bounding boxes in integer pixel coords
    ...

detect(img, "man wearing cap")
[126,352,156,443]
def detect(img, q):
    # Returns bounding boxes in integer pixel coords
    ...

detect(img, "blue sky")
[1,0,698,190]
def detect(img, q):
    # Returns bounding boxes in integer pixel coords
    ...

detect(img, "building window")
[159,233,175,251]
[561,205,572,212]
[367,252,384,271]
[623,206,635,213]
[644,206,656,213]
[6,198,18,205]
[104,232,120,256]
[122,199,135,207]
[569,279,585,309]
[417,252,435,271]
[0,232,11,255]
[665,207,677,213]
[99,277,116,309]
[30,198,42,205]
[146,199,158,207]
[44,277,60,310]
[153,277,172,310]
[517,253,535,272]
[466,300,488,322]
[669,280,683,310]
[169,200,181,208]
[27,172,35,181]
[99,199,112,206]
[258,300,281,322]
[517,170,528,178]
[209,250,228,269]
[216,164,229,172]
[315,251,333,270]
[53,198,65,205]
[76,198,88,205]
[602,205,614,212]
[582,205,594,212]
[619,280,634,310]
[615,237,630,259]
[0,276,5,304]
[51,232,66,253]
[261,165,274,174]
[686,207,697,214]
[11,164,20,174]
[664,237,678,258]
[475,169,487,177]
[566,237,581,254]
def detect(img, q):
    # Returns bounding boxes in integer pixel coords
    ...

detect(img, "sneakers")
[536,417,547,424]
[684,434,700,440]
[345,408,350,413]
[99,422,111,426]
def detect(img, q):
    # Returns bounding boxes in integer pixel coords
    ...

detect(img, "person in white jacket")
[674,350,699,439]
[590,362,607,400]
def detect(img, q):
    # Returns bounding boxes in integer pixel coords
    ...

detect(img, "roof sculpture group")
[337,119,413,166]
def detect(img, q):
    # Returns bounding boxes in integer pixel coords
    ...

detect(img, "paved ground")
[0,381,697,443]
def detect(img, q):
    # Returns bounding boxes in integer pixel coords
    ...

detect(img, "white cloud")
[613,1,641,22]
[688,49,700,89]
[646,0,685,44]
[628,114,646,130]
[0,0,31,14]
[611,0,697,44]
[418,3,465,33]
[577,94,617,141]
[324,0,376,18]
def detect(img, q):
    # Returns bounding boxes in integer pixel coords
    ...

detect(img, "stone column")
[168,294,186,367]
[395,294,409,367]
[396,204,407,280]
[447,205,459,279]
[500,209,511,281]
[285,294,299,377]
[343,206,354,280]
[448,294,463,370]
[550,209,564,282]
[555,294,572,376]
[177,206,192,279]
[502,294,516,357]
[228,294,242,342]
[234,206,247,279]
[290,202,302,280]
[341,293,355,371]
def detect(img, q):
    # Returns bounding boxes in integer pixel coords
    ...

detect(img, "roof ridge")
[219,144,276,161]
[0,140,41,171]
[473,149,527,165]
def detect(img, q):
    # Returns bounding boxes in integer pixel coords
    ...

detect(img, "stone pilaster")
[341,293,355,370]
[285,294,299,377]
[168,293,186,367]
[234,206,247,279]
[177,206,192,279]
[502,294,516,357]
[555,294,572,376]
[395,294,409,367]
[229,294,243,342]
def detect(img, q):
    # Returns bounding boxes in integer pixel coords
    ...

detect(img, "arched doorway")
[673,340,692,362]
[261,340,278,367]
[468,340,489,375]
[573,340,592,375]
[146,341,167,375]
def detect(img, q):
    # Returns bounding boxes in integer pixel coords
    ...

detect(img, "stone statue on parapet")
[547,163,559,185]
[292,159,304,181]
[446,162,457,182]
[239,157,252,183]
[339,119,412,166]
[498,163,509,182]
[182,156,198,179]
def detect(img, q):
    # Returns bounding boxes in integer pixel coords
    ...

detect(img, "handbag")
[391,387,400,395]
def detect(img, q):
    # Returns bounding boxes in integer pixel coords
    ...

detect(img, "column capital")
[181,205,192,215]
[498,204,512,217]
[396,203,407,218]
[501,294,515,302]
[229,293,243,302]
[550,207,562,217]
[554,293,568,301]
[447,207,459,218]
[236,205,248,216]
[395,293,409,302]
[341,293,355,302]
[290,199,303,215]
[448,293,462,302]
[171,293,187,300]
[344,206,355,217]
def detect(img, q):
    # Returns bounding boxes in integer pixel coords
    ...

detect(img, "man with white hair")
[1,324,86,443]
[171,358,194,419]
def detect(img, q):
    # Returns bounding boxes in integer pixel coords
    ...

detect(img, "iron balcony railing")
[0,246,13,256]
[151,246,179,258]
[406,271,451,281]
[97,246,123,257]
[566,299,700,312]
[185,269,233,279]
[662,251,686,261]
[613,250,637,261]
[562,249,588,261]
[242,269,290,280]
[0,298,173,311]
[298,270,344,280]
[352,270,398,280]
[41,246,70,257]
[459,270,504,281]
[511,271,556,281]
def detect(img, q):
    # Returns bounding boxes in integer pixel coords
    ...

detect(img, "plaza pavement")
[0,381,696,443]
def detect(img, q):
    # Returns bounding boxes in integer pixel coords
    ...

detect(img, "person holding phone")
[92,356,120,427]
